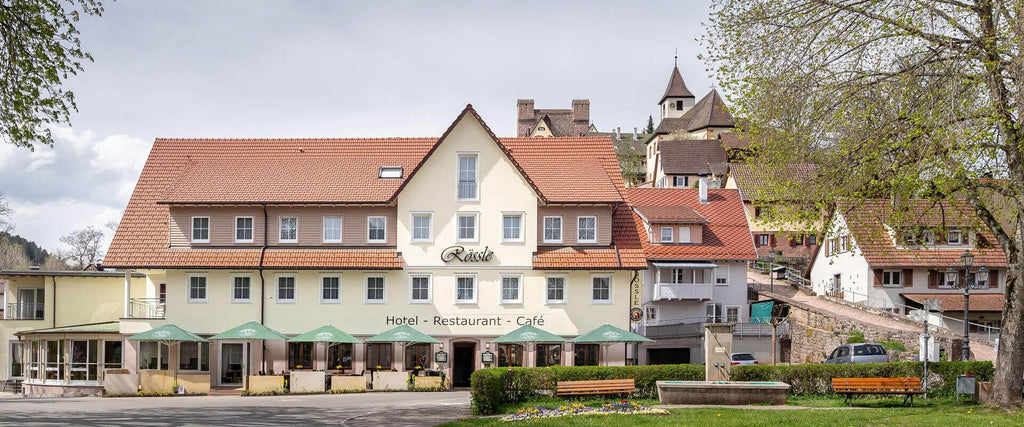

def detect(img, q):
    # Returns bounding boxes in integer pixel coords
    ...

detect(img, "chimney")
[699,178,709,204]
[616,127,621,141]
[634,127,638,140]
[517,99,535,137]
[572,99,590,135]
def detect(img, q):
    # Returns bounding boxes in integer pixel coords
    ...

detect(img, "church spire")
[659,61,694,105]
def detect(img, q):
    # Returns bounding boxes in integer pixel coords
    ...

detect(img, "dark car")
[824,343,889,364]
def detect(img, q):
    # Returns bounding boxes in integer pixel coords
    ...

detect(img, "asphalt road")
[0,391,473,426]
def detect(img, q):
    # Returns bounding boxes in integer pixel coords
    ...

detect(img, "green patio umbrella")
[210,321,288,377]
[492,325,565,367]
[571,324,652,366]
[288,325,363,372]
[365,325,439,371]
[127,324,208,391]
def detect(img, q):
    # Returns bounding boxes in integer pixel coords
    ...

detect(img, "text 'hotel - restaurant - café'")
[2,106,756,394]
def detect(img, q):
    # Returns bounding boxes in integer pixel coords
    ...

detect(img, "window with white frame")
[456,275,477,303]
[500,275,522,304]
[725,306,740,323]
[502,214,523,242]
[715,271,728,285]
[644,305,658,322]
[706,303,723,323]
[231,275,251,303]
[235,217,253,243]
[673,176,689,187]
[411,213,432,242]
[457,213,478,241]
[457,153,478,200]
[187,275,207,302]
[660,227,673,243]
[410,275,430,302]
[279,216,298,243]
[321,276,340,303]
[365,276,385,303]
[840,235,849,252]
[678,226,691,243]
[323,217,342,243]
[882,270,903,287]
[591,275,611,303]
[947,229,963,245]
[277,276,295,303]
[69,340,99,382]
[191,217,210,243]
[578,216,597,243]
[922,230,935,245]
[546,276,566,303]
[543,217,563,243]
[367,216,386,243]
[757,234,770,246]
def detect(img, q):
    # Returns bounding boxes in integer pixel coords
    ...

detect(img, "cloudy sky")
[0,0,715,254]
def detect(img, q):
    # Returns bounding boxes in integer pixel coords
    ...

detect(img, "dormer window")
[902,230,917,246]
[678,226,692,243]
[947,229,963,245]
[378,166,403,179]
[922,230,935,245]
[660,227,673,243]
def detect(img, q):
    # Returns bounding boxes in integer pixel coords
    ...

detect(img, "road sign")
[924,299,941,312]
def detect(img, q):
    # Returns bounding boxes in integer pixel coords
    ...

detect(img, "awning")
[492,325,566,343]
[128,324,207,343]
[364,325,440,344]
[288,325,362,344]
[750,301,774,323]
[902,293,1005,312]
[210,321,288,341]
[652,262,718,269]
[16,321,120,336]
[571,324,651,343]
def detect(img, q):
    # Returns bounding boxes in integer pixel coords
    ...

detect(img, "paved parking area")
[0,391,472,426]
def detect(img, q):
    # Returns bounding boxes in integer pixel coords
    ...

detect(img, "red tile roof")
[633,206,707,224]
[727,163,818,201]
[902,293,1005,312]
[532,204,647,270]
[840,199,1007,268]
[106,105,635,269]
[626,188,756,261]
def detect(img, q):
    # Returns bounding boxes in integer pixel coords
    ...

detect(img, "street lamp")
[951,250,986,361]
[767,249,776,293]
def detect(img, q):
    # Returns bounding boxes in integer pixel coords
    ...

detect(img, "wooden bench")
[555,379,636,396]
[831,377,925,406]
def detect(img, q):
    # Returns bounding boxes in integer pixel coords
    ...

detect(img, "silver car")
[824,343,889,364]
[730,352,759,366]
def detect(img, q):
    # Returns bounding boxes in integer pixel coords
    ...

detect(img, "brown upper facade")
[516,99,591,137]
[105,105,645,270]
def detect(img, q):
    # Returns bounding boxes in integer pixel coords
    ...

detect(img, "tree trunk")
[991,242,1024,407]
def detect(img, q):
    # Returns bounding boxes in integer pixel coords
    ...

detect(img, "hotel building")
[16,105,646,391]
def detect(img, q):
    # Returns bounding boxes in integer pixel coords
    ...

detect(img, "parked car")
[730,353,759,365]
[824,343,889,364]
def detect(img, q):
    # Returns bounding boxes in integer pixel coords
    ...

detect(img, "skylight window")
[378,166,403,179]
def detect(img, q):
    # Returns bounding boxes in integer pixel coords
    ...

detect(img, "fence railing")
[128,298,165,319]
[644,320,790,340]
[5,302,44,320]
[824,285,1000,343]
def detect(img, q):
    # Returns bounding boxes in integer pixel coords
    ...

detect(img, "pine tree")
[645,116,655,134]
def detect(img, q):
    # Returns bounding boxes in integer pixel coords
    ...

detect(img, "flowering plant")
[376,365,382,369]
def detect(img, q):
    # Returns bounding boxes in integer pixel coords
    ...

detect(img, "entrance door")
[220,343,246,386]
[452,342,476,388]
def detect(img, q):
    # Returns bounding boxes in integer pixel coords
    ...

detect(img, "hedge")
[731,361,993,396]
[469,365,704,415]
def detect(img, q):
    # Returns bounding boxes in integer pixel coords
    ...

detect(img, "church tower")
[658,64,695,120]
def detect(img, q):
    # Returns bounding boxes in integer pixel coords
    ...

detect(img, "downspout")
[51,276,56,329]
[259,203,268,374]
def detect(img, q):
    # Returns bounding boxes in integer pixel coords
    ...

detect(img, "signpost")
[912,299,941,397]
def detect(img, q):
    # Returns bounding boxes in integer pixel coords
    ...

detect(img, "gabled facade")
[516,99,591,137]
[627,184,756,364]
[649,139,728,189]
[807,200,1008,333]
[76,105,646,391]
[725,163,820,261]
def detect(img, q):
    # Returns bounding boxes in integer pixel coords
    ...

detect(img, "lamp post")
[951,250,987,361]
[768,250,776,293]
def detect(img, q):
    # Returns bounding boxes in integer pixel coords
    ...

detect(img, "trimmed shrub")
[470,364,704,415]
[731,361,992,396]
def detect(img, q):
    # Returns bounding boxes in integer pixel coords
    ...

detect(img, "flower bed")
[501,401,669,421]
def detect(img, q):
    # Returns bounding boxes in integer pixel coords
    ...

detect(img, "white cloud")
[8,198,122,253]
[90,134,150,173]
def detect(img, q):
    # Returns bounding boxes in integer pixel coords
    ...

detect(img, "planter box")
[247,375,285,393]
[24,382,103,397]
[104,373,138,396]
[413,376,443,390]
[140,370,174,393]
[330,375,367,392]
[372,371,409,391]
[177,374,211,394]
[290,371,326,393]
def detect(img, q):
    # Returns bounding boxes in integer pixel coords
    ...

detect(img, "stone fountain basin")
[656,381,791,405]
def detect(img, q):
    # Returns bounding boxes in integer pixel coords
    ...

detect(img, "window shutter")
[770,234,776,246]
[989,269,999,288]
[927,270,939,289]
[903,269,913,287]
[873,269,883,288]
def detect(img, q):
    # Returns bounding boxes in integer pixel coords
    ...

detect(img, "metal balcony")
[128,298,166,319]
[653,283,714,300]
[5,303,45,320]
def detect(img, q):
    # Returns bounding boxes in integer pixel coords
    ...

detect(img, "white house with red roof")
[626,184,758,364]
[807,200,1008,337]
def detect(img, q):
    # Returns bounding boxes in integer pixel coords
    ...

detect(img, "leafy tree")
[645,115,655,134]
[0,0,104,150]
[0,191,11,232]
[705,0,1024,406]
[41,249,69,270]
[0,238,29,269]
[59,226,103,269]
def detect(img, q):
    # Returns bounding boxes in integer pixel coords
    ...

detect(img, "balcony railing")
[128,298,165,319]
[644,321,790,340]
[653,283,714,300]
[5,303,45,320]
